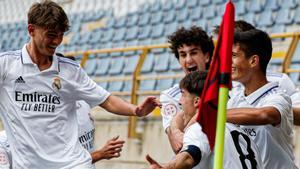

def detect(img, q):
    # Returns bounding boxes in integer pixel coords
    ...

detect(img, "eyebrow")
[190,48,201,52]
[179,47,201,53]
[47,30,64,35]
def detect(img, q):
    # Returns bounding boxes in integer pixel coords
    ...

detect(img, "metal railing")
[64,32,300,139]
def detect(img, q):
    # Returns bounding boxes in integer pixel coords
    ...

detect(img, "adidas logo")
[15,76,25,83]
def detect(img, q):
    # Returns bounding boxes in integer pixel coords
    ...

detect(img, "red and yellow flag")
[196,0,234,150]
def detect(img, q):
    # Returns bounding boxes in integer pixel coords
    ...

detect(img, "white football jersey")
[0,45,110,168]
[266,72,296,96]
[231,72,300,105]
[0,101,96,169]
[228,82,297,169]
[160,84,182,131]
[182,123,263,169]
[160,72,300,131]
[76,101,95,153]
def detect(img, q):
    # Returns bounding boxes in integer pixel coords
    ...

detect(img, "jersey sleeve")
[263,93,293,131]
[181,123,211,166]
[160,92,181,131]
[267,73,296,96]
[74,68,111,108]
[291,91,300,107]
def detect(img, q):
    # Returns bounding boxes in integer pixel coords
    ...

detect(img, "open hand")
[92,136,125,163]
[135,96,161,117]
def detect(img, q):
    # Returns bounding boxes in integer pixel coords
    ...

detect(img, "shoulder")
[183,123,211,158]
[184,123,207,143]
[264,82,289,97]
[260,82,289,101]
[291,91,300,106]
[266,72,284,79]
[267,72,296,96]
[160,84,181,101]
[57,54,80,68]
[262,83,292,112]
[0,50,21,59]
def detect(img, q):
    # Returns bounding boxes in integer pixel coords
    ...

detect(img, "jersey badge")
[52,76,61,90]
[162,103,178,117]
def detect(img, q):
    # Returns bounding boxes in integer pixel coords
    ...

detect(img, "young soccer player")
[147,71,263,169]
[160,26,214,153]
[227,29,297,168]
[0,1,160,168]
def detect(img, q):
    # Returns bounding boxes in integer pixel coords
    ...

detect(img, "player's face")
[178,44,210,74]
[29,25,64,57]
[180,89,198,125]
[232,44,252,83]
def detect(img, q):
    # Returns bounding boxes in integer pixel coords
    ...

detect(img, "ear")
[204,52,210,64]
[193,97,200,108]
[249,55,259,68]
[28,24,35,36]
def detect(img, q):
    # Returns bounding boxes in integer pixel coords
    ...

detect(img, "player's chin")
[47,46,56,54]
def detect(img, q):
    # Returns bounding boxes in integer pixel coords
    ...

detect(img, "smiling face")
[178,44,210,74]
[28,24,64,57]
[231,43,253,84]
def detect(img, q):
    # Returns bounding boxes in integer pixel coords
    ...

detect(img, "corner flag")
[196,1,234,165]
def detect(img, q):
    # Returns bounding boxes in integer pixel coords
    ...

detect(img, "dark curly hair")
[168,26,214,69]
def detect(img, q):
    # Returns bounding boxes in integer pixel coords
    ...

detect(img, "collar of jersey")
[21,44,59,73]
[244,81,279,105]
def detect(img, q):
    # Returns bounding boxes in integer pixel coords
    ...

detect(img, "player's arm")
[227,107,281,125]
[166,111,185,154]
[146,152,196,169]
[100,95,161,117]
[91,136,124,163]
[291,92,300,126]
[160,93,184,154]
[293,108,300,126]
[76,68,160,117]
[228,93,292,126]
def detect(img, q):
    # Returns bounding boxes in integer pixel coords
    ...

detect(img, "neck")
[242,72,268,96]
[26,42,52,71]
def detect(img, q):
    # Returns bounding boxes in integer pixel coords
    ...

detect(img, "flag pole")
[213,1,234,169]
[213,87,229,169]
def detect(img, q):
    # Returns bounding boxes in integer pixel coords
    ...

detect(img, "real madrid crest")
[52,76,61,90]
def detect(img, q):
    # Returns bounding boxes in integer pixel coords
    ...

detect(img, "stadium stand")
[0,0,300,168]
[0,0,299,94]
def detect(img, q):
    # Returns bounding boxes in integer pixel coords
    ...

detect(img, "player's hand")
[145,154,164,169]
[135,96,161,117]
[92,136,125,162]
